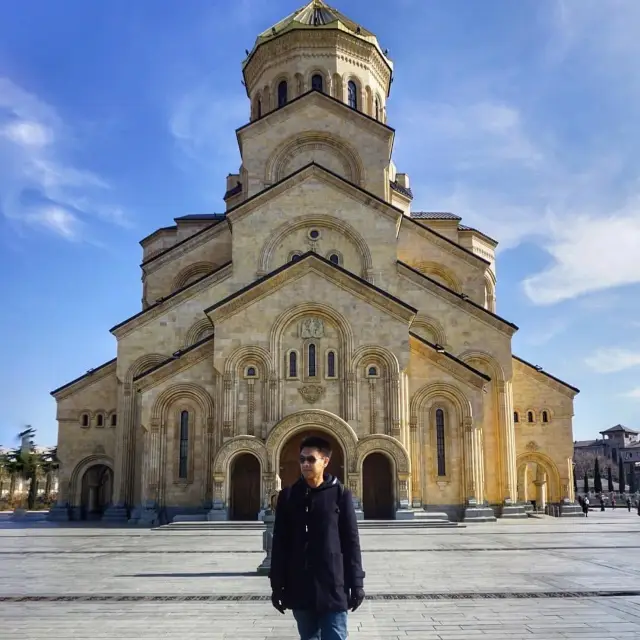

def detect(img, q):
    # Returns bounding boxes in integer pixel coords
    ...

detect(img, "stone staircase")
[157,511,460,531]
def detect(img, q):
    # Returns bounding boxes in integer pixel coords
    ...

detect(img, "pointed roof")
[600,424,639,435]
[245,1,391,70]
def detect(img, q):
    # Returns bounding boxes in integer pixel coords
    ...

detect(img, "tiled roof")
[601,424,639,434]
[573,440,599,448]
[458,224,498,246]
[389,181,413,199]
[411,212,461,221]
[174,214,226,222]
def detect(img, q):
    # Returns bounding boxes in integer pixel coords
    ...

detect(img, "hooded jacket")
[269,474,365,612]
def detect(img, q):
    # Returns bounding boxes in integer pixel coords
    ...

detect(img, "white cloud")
[585,348,640,373]
[623,387,640,400]
[0,77,127,240]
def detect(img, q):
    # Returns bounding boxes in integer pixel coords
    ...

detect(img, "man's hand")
[348,587,365,611]
[271,589,286,614]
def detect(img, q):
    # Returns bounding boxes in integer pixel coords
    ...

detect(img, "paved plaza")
[2,511,640,639]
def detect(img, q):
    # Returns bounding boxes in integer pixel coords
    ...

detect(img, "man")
[269,435,365,640]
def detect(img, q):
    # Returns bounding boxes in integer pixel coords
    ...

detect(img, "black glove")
[271,589,286,614]
[348,587,365,611]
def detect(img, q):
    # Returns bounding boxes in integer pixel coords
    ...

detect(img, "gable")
[237,91,394,200]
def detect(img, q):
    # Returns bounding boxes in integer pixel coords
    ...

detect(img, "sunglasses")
[299,455,323,464]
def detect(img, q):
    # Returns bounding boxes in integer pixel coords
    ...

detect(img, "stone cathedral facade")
[49,1,579,524]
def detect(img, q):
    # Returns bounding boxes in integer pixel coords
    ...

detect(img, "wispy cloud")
[585,347,640,374]
[0,77,128,241]
[623,387,640,400]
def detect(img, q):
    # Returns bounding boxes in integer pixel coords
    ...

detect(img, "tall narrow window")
[308,343,317,377]
[436,409,446,476]
[81,413,89,427]
[311,74,323,92]
[278,80,288,108]
[111,413,117,427]
[542,411,549,423]
[514,411,519,423]
[375,97,380,120]
[289,351,298,378]
[348,80,358,109]
[257,99,262,118]
[179,411,189,479]
[527,411,534,423]
[327,351,336,378]
[96,414,104,427]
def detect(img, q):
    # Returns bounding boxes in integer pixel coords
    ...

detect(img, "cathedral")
[49,0,580,524]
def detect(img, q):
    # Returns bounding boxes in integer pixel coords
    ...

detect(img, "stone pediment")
[204,251,417,326]
[225,162,402,227]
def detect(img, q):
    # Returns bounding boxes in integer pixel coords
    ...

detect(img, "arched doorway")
[279,430,344,489]
[80,464,112,520]
[230,453,261,521]
[516,452,562,511]
[362,452,394,520]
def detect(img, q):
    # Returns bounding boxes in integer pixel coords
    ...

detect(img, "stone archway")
[362,452,394,519]
[229,453,261,521]
[80,464,113,520]
[266,410,358,489]
[516,451,562,509]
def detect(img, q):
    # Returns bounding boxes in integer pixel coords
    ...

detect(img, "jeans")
[292,609,348,640]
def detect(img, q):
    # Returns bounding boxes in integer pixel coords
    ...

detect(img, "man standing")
[269,435,365,640]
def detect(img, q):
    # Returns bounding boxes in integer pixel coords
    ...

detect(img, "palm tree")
[40,447,59,500]
[7,427,39,509]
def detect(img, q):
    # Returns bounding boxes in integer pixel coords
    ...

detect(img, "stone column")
[222,373,234,438]
[500,381,518,501]
[389,374,401,438]
[368,379,378,434]
[346,372,356,421]
[247,379,255,436]
[463,417,496,522]
[409,418,421,507]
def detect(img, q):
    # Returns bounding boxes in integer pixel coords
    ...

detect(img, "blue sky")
[1,0,639,447]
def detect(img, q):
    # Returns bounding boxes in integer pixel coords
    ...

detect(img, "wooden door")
[230,453,261,521]
[279,431,344,489]
[362,452,394,519]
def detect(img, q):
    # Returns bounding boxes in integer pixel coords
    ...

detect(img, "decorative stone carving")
[300,317,324,339]
[526,441,540,452]
[298,384,325,404]
[355,435,411,474]
[212,436,269,476]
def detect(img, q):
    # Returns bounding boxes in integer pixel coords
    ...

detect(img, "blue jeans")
[292,609,348,640]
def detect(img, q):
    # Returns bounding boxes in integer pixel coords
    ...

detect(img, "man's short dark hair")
[300,436,332,457]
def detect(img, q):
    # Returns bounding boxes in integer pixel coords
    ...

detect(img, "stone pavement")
[2,510,640,638]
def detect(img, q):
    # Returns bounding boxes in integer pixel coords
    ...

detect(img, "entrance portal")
[279,431,344,488]
[362,452,394,520]
[230,453,261,521]
[80,464,112,520]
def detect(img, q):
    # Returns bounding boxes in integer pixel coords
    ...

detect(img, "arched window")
[96,414,104,427]
[327,351,337,378]
[311,74,323,92]
[257,99,262,118]
[111,413,117,427]
[179,411,189,479]
[289,351,298,378]
[375,97,380,120]
[290,252,302,262]
[542,410,549,423]
[514,411,519,423]
[367,366,378,377]
[348,80,358,109]
[436,409,446,476]
[308,343,317,377]
[527,411,534,423]
[328,253,340,265]
[278,80,288,108]
[81,413,89,428]
[246,366,257,377]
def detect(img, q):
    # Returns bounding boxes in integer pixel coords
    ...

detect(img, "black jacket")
[269,474,365,612]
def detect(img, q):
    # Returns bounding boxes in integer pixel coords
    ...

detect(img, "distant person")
[583,495,590,517]
[269,435,365,640]
[600,495,605,511]
[626,496,632,512]
[611,495,616,510]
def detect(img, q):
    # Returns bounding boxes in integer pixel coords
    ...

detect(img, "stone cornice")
[205,252,417,327]
[243,29,392,96]
[134,337,215,392]
[111,264,232,340]
[226,162,402,227]
[401,215,490,269]
[51,358,117,400]
[409,336,488,391]
[398,261,518,337]
[140,220,230,276]
[237,90,394,156]
[513,355,580,398]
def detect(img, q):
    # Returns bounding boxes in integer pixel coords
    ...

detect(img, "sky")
[1,0,639,447]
